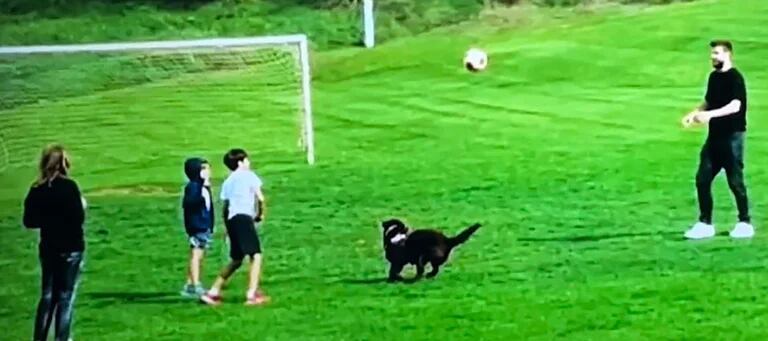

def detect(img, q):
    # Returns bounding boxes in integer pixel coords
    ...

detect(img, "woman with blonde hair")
[23,144,86,341]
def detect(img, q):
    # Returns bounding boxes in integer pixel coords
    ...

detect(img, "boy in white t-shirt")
[200,148,269,306]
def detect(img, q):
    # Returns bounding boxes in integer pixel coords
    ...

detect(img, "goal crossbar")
[0,34,316,165]
[0,34,307,54]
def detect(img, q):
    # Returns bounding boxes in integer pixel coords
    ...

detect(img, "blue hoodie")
[183,158,214,235]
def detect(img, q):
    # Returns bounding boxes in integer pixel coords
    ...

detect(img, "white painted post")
[362,0,375,48]
[297,36,315,165]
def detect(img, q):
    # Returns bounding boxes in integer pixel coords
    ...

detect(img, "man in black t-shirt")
[682,40,754,239]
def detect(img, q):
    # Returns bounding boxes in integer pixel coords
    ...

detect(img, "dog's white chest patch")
[390,233,407,244]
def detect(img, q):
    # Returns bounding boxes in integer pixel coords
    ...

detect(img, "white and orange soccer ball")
[463,48,488,72]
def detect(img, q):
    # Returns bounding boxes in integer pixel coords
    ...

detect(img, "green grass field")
[2,0,768,339]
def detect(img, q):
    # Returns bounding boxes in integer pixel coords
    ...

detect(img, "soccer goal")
[0,34,315,176]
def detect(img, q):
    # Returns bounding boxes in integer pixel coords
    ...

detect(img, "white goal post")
[362,0,375,48]
[0,34,316,165]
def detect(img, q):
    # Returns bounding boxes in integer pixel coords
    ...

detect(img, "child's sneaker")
[244,291,270,306]
[180,284,195,298]
[200,292,223,306]
[180,284,206,298]
[193,285,206,296]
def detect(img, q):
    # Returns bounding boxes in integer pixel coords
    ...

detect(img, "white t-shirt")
[220,169,263,220]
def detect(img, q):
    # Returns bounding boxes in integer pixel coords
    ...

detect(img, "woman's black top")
[23,177,85,255]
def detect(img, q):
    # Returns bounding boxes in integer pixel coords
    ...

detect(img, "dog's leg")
[415,256,426,279]
[426,261,441,278]
[387,263,405,283]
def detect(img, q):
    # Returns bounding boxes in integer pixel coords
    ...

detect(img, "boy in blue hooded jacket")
[181,157,214,297]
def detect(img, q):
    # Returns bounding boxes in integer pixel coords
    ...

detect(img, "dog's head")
[381,218,408,246]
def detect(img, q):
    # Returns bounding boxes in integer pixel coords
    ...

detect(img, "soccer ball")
[464,48,488,72]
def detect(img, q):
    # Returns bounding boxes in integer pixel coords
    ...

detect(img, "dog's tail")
[447,223,481,248]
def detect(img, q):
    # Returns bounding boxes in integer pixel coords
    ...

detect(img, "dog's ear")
[381,218,403,229]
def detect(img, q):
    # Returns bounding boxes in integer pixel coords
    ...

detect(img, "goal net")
[0,35,315,182]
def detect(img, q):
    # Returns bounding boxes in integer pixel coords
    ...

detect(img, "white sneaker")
[685,222,716,240]
[729,222,755,239]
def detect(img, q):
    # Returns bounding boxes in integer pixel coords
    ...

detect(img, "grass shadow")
[84,291,187,304]
[336,276,427,285]
[336,277,389,285]
[518,231,680,243]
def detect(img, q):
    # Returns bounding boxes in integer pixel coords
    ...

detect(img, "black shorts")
[226,214,261,260]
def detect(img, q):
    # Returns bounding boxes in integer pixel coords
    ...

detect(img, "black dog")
[381,218,481,282]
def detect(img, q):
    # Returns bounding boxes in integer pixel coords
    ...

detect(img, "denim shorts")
[188,232,212,249]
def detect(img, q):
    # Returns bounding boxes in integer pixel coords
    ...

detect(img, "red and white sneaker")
[200,293,222,306]
[245,292,270,306]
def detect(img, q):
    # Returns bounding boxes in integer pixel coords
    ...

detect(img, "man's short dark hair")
[224,148,248,171]
[710,40,733,52]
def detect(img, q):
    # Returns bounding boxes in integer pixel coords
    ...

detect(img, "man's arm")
[698,99,742,119]
[697,73,746,121]
[682,100,709,126]
[683,73,715,127]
